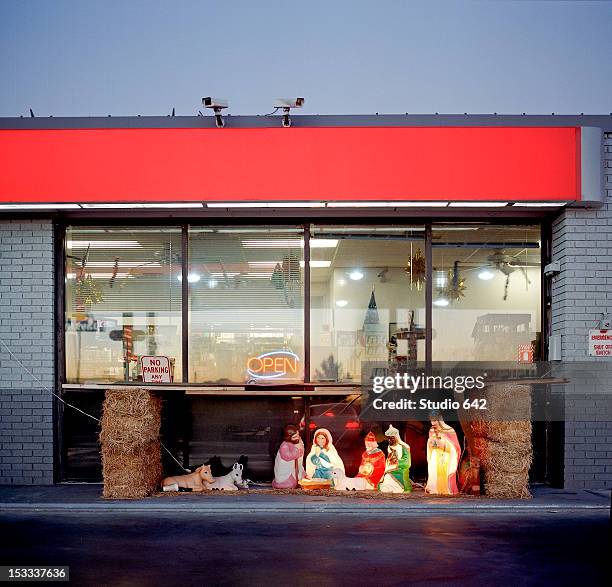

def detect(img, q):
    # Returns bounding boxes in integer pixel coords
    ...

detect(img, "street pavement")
[0,509,609,586]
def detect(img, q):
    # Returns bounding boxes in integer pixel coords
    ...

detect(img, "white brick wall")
[552,132,612,489]
[0,219,54,484]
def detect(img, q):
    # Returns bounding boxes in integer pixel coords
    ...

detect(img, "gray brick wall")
[0,219,55,485]
[551,132,612,489]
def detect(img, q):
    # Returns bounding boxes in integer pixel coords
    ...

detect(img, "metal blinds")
[64,227,182,383]
[188,227,305,384]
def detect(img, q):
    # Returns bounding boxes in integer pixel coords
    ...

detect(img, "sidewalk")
[0,484,610,514]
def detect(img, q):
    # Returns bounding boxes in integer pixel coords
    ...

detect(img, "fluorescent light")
[433,298,450,307]
[511,202,565,207]
[207,202,325,208]
[309,239,338,248]
[248,261,277,268]
[349,270,364,281]
[392,202,449,207]
[66,272,130,279]
[327,202,392,207]
[448,202,509,207]
[478,268,496,281]
[80,203,203,208]
[335,299,348,307]
[242,240,301,248]
[84,261,162,268]
[0,204,81,210]
[299,260,331,268]
[67,240,142,249]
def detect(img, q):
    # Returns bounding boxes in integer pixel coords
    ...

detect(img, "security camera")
[273,98,305,109]
[543,261,560,277]
[202,97,228,110]
[202,97,228,128]
[273,98,305,128]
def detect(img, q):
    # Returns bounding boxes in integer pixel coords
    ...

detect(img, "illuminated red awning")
[0,126,580,203]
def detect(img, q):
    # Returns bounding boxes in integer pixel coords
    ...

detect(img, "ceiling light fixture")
[433,297,450,307]
[349,270,364,281]
[335,299,348,308]
[477,268,496,281]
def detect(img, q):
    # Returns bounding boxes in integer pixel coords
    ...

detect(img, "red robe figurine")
[356,431,386,489]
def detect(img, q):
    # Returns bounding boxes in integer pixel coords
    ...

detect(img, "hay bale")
[101,441,162,499]
[100,388,162,451]
[459,384,532,499]
[100,388,162,499]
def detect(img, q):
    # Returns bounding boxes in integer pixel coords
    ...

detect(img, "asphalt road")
[0,510,609,586]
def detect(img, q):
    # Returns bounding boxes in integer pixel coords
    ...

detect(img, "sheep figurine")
[331,467,370,491]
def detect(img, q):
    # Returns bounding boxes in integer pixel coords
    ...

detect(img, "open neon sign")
[247,351,300,380]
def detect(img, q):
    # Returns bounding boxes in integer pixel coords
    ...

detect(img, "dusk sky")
[1,0,611,117]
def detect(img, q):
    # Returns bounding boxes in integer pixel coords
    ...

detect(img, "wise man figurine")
[378,425,412,493]
[356,431,386,489]
[272,424,305,489]
[425,411,461,495]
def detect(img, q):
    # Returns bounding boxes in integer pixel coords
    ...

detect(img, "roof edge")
[1,113,611,131]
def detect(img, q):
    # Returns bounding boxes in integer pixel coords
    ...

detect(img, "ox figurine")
[162,465,214,492]
[331,467,370,491]
[209,462,244,491]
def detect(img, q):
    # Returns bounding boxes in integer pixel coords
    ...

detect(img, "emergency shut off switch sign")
[140,356,173,383]
[588,331,612,357]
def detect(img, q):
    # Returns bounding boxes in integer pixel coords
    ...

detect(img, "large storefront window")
[431,224,541,360]
[310,225,426,382]
[189,227,304,383]
[65,227,182,382]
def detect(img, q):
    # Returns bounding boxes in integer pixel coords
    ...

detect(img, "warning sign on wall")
[588,330,612,357]
[141,356,172,383]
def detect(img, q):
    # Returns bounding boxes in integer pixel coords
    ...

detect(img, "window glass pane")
[310,225,426,382]
[189,227,304,383]
[431,224,541,360]
[65,227,182,382]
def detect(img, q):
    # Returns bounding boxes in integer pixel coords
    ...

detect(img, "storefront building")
[0,114,611,489]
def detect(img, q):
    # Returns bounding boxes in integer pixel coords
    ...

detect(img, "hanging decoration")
[440,261,467,302]
[271,253,302,308]
[363,289,380,327]
[405,246,426,291]
[76,273,104,307]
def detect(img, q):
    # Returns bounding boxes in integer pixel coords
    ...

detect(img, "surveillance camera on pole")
[274,98,305,127]
[202,97,228,128]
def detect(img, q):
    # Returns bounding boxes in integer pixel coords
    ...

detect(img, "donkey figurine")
[209,462,244,491]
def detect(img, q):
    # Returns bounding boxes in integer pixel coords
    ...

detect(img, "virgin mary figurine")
[305,428,345,483]
[425,411,461,495]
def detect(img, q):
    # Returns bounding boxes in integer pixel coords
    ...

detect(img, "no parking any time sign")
[141,356,172,383]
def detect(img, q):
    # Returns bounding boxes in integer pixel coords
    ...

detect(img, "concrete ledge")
[0,484,609,514]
